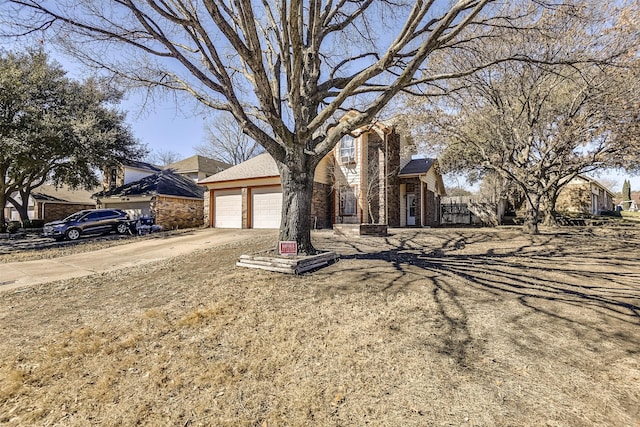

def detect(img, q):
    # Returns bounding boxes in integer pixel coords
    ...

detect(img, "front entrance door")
[407,194,416,226]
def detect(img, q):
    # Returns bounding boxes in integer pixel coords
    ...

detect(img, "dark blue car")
[43,209,132,241]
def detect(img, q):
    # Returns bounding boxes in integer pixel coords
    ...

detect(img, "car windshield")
[64,211,87,222]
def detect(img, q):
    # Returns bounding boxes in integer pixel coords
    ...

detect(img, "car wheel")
[66,228,81,241]
[116,222,130,235]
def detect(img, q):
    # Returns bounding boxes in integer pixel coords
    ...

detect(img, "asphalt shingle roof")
[94,170,204,199]
[31,184,97,204]
[399,158,437,176]
[198,153,279,184]
[165,155,231,175]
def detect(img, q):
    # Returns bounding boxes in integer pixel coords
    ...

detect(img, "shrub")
[23,219,45,228]
[7,221,21,233]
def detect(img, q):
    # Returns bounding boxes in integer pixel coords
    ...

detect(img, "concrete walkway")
[1,228,273,292]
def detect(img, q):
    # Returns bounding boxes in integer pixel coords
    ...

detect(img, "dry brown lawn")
[1,226,639,426]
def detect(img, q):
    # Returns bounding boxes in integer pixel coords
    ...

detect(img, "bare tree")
[195,113,263,165]
[2,0,572,252]
[147,150,182,166]
[597,178,620,194]
[403,1,639,234]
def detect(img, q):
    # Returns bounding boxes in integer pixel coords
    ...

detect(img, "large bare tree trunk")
[542,186,560,227]
[276,152,318,255]
[523,195,541,235]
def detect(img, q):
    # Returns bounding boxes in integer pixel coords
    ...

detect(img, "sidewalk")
[1,229,272,292]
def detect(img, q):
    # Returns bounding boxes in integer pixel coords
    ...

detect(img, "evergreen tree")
[0,49,145,226]
[622,179,631,210]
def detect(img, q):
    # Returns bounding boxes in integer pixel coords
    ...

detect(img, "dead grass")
[0,226,639,426]
[622,211,640,222]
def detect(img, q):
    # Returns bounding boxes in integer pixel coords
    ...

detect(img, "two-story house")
[198,119,446,229]
[95,156,229,230]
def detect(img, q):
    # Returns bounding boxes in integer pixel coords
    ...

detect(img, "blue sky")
[120,97,204,159]
[126,87,638,194]
[53,50,640,195]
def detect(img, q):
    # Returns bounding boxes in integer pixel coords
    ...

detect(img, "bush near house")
[21,219,45,229]
[6,221,21,233]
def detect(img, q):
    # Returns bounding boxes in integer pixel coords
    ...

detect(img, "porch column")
[420,181,425,227]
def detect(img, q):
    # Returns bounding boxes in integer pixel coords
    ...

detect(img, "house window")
[340,136,356,164]
[110,168,118,190]
[340,187,356,216]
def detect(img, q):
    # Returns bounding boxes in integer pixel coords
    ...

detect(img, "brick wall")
[424,190,437,226]
[366,138,381,223]
[242,188,249,229]
[311,182,332,229]
[203,190,211,226]
[153,196,204,230]
[37,202,96,223]
[102,165,125,191]
[557,184,591,213]
[386,132,401,227]
[364,130,400,226]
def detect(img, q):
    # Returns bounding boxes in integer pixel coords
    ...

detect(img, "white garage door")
[252,187,282,229]
[214,190,242,228]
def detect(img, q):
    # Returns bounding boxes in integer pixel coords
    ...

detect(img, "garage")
[100,200,151,219]
[251,187,282,229]
[214,189,242,228]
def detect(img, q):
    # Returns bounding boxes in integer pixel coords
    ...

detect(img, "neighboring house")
[3,184,97,223]
[94,170,205,230]
[97,155,230,229]
[103,159,164,192]
[198,120,447,229]
[164,155,231,181]
[616,190,640,211]
[556,175,616,214]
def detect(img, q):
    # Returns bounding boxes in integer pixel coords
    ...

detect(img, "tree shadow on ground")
[314,228,640,364]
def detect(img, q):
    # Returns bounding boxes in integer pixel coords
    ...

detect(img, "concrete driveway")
[1,228,274,292]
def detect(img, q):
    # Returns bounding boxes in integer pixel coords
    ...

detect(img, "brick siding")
[364,130,400,226]
[36,202,96,223]
[386,132,401,227]
[556,184,591,213]
[153,196,204,230]
[203,190,211,226]
[424,190,438,226]
[311,182,332,229]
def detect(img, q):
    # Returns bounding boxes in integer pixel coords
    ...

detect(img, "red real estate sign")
[279,241,297,256]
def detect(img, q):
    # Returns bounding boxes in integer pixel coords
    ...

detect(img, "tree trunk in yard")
[543,209,558,227]
[0,191,7,231]
[542,186,560,227]
[523,194,541,235]
[11,189,31,224]
[276,153,318,255]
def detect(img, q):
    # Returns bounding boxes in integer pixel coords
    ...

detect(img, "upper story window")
[109,168,118,190]
[340,136,356,164]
